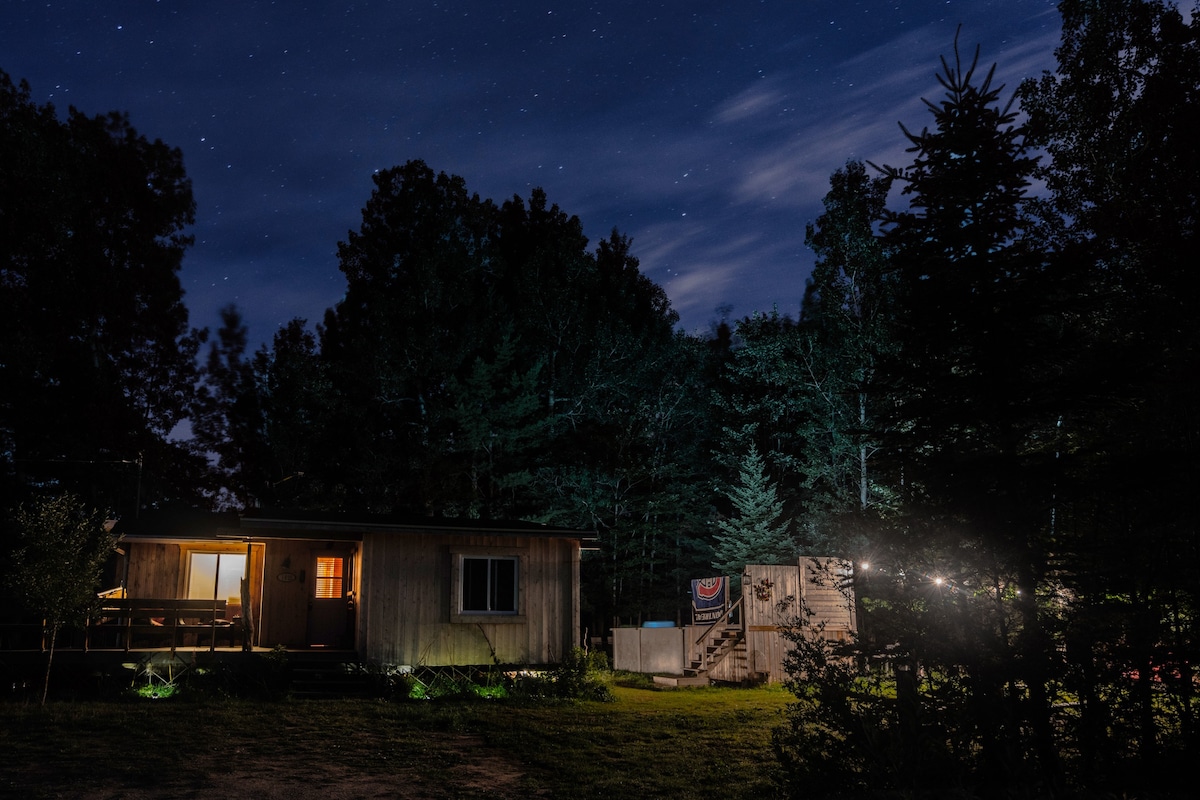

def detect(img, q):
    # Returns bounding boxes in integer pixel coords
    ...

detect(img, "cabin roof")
[114,509,593,543]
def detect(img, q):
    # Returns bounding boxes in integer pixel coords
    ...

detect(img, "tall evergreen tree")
[712,444,795,581]
[192,305,268,508]
[438,331,546,518]
[320,160,503,513]
[869,36,1064,788]
[1019,0,1200,774]
[307,160,692,538]
[710,311,807,476]
[539,329,716,624]
[250,319,333,509]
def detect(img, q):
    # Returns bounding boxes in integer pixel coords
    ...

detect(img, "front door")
[307,549,354,647]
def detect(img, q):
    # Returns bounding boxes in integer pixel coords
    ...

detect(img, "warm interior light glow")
[315,556,344,599]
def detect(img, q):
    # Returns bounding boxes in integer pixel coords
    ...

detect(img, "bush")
[358,662,421,700]
[509,648,614,702]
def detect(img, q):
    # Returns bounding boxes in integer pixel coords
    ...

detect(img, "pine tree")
[712,445,795,581]
[871,35,1063,788]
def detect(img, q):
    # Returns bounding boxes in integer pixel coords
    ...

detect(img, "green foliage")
[712,444,796,579]
[773,628,907,797]
[354,653,613,703]
[4,493,116,704]
[125,653,193,701]
[191,305,271,509]
[771,9,1200,795]
[799,161,898,551]
[5,494,115,632]
[1018,9,1200,776]
[507,648,615,702]
[250,159,698,531]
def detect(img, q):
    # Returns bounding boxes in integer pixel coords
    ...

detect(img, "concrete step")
[654,674,710,687]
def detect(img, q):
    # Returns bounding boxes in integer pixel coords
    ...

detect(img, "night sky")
[4,1,1061,345]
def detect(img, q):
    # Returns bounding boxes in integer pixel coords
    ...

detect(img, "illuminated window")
[315,556,345,599]
[460,556,517,614]
[187,552,246,602]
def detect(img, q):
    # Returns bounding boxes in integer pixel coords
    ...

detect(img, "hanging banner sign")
[691,576,728,624]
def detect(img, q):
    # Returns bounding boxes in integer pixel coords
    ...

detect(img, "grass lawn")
[0,681,794,799]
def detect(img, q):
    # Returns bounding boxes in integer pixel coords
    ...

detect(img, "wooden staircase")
[653,596,746,687]
[685,625,745,678]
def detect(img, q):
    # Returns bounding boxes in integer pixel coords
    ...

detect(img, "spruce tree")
[712,445,795,582]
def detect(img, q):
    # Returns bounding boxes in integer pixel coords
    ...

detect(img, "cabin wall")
[358,532,579,666]
[125,542,182,598]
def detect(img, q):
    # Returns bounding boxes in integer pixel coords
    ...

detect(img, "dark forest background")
[3,1,1198,795]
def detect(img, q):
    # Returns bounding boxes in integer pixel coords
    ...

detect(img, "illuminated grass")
[0,684,793,799]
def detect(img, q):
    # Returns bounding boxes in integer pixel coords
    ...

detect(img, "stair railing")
[690,594,744,674]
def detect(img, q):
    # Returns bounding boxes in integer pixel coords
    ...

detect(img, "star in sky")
[2,1,1061,345]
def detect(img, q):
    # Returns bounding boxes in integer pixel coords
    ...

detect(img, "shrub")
[509,648,614,702]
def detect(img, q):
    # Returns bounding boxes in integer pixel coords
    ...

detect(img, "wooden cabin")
[103,511,588,667]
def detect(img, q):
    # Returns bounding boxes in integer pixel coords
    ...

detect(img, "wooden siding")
[359,532,579,666]
[799,556,857,639]
[125,542,183,598]
[697,559,856,684]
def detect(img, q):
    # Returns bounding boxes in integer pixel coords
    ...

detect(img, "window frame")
[180,545,249,603]
[313,555,346,600]
[450,546,527,624]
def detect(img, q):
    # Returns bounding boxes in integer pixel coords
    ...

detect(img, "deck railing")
[87,598,236,652]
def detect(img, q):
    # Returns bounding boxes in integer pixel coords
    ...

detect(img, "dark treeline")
[3,1,1198,794]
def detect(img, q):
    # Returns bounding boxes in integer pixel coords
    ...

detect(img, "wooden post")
[240,538,254,651]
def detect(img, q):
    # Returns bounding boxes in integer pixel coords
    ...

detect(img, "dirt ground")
[15,733,539,800]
